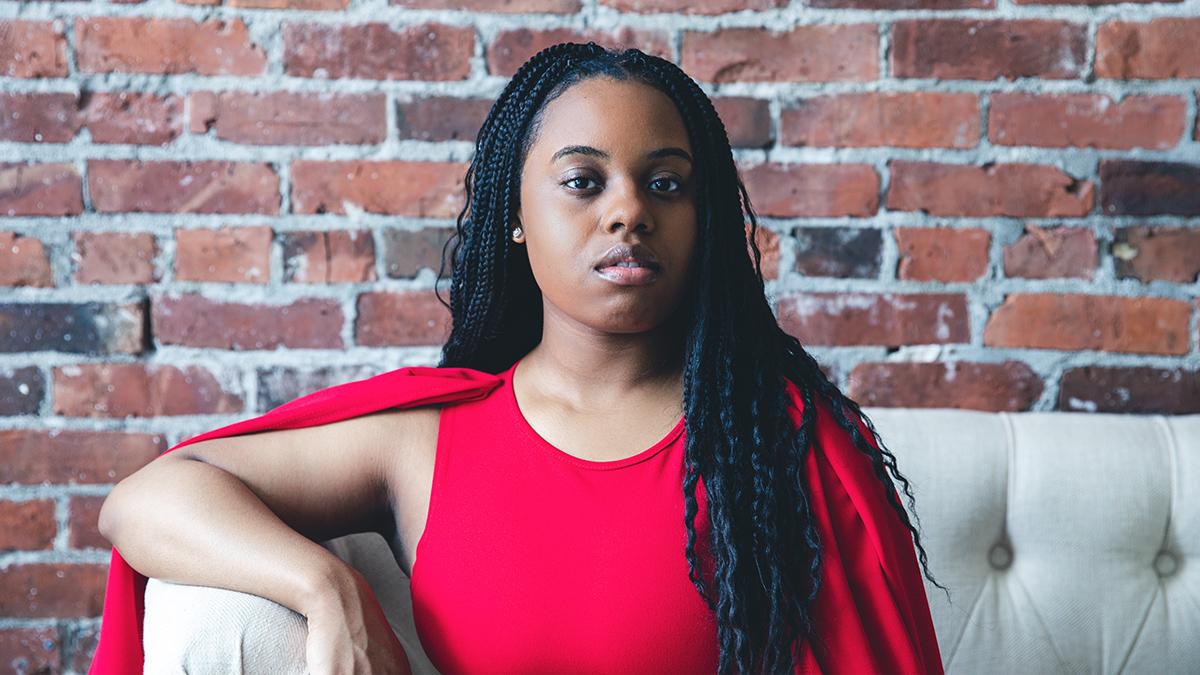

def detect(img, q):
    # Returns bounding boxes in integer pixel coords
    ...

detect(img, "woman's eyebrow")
[550,145,693,165]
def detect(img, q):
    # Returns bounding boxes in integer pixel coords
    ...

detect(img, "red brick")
[0,302,146,355]
[792,226,882,278]
[681,25,878,83]
[291,160,465,217]
[895,227,990,282]
[0,500,57,550]
[81,92,183,145]
[200,91,386,145]
[0,232,53,287]
[152,293,345,350]
[396,96,493,142]
[53,363,244,418]
[284,23,473,80]
[1097,18,1200,79]
[489,28,671,78]
[598,0,783,14]
[0,428,164,484]
[782,92,979,148]
[0,92,77,142]
[75,17,266,75]
[892,20,1086,80]
[713,97,773,149]
[282,230,377,284]
[1003,224,1096,280]
[0,564,107,618]
[1112,226,1200,283]
[983,293,1191,355]
[187,0,349,7]
[777,292,969,346]
[748,222,780,281]
[89,160,279,214]
[72,231,158,285]
[396,0,579,10]
[174,226,272,284]
[0,627,60,673]
[380,227,454,279]
[848,361,1042,412]
[887,161,1093,217]
[0,163,83,216]
[989,93,1186,149]
[1059,366,1199,414]
[68,495,108,550]
[0,20,68,78]
[1019,0,1179,4]
[356,291,452,347]
[0,366,45,416]
[816,0,988,5]
[1099,160,1200,216]
[741,163,879,217]
[188,91,218,133]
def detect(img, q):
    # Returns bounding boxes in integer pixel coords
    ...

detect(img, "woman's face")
[514,76,698,335]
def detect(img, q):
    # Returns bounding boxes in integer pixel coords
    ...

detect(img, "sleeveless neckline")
[504,357,686,471]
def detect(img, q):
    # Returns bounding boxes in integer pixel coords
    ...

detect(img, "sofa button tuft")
[1153,551,1178,577]
[988,543,1012,570]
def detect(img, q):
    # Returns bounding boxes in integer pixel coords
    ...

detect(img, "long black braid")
[434,41,951,674]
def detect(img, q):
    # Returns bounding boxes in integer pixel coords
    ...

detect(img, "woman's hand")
[304,565,413,675]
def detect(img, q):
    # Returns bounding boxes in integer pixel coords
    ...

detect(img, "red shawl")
[89,365,943,674]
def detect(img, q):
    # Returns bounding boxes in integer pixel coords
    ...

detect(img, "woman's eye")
[651,177,682,193]
[564,176,597,190]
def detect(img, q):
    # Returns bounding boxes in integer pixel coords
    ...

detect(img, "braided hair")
[435,41,949,675]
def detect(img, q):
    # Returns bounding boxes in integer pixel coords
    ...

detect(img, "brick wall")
[1,0,1198,669]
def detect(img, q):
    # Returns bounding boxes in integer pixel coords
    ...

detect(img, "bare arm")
[98,410,402,617]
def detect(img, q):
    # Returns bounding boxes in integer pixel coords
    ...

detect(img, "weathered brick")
[747,222,780,281]
[284,23,473,80]
[0,232,53,287]
[1112,226,1200,283]
[816,0,988,5]
[741,163,879,217]
[681,25,877,83]
[1099,160,1200,216]
[89,160,280,214]
[80,91,183,145]
[0,163,83,216]
[1097,18,1200,79]
[887,161,1093,217]
[188,91,218,133]
[0,564,107,618]
[1003,224,1096,280]
[895,226,990,282]
[72,231,158,285]
[1018,0,1179,4]
[68,495,108,550]
[792,226,882,278]
[381,227,454,279]
[1059,366,1200,414]
[713,97,773,149]
[199,91,386,145]
[0,20,68,78]
[291,161,465,217]
[892,20,1087,80]
[0,428,164,484]
[175,226,272,284]
[490,28,671,78]
[396,96,493,142]
[355,291,452,347]
[848,361,1042,412]
[598,0,783,14]
[283,230,377,283]
[256,364,381,412]
[183,0,349,7]
[66,625,99,673]
[0,366,45,416]
[776,292,969,346]
[782,92,979,148]
[983,293,1191,355]
[53,363,244,418]
[0,92,77,142]
[397,0,579,10]
[75,17,267,75]
[152,293,345,350]
[0,302,146,355]
[989,93,1186,150]
[0,500,57,550]
[0,627,60,674]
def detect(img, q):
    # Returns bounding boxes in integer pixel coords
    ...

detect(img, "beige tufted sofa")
[141,408,1200,674]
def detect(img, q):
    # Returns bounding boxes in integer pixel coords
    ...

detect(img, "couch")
[140,408,1200,674]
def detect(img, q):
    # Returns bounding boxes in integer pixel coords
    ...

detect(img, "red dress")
[89,361,943,675]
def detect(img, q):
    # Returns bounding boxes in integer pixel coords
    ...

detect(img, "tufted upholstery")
[142,409,1200,674]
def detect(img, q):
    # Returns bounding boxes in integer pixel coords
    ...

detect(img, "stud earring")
[512,226,523,241]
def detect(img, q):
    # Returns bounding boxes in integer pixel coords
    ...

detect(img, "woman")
[92,43,947,674]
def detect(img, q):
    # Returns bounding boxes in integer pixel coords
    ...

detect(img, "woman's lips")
[594,264,659,285]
